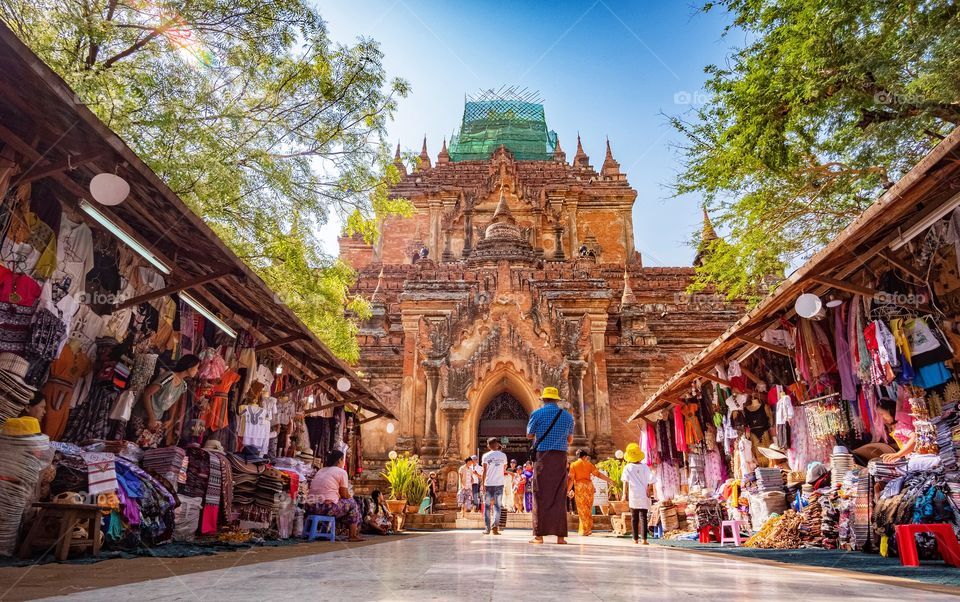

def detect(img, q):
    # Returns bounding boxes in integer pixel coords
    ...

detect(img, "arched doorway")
[477,392,529,464]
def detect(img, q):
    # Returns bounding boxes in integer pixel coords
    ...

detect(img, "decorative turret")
[573,134,590,168]
[620,267,637,310]
[370,267,386,304]
[485,190,520,240]
[694,206,720,267]
[437,138,450,165]
[359,266,389,336]
[601,137,623,180]
[469,189,537,266]
[393,142,407,176]
[416,136,431,171]
[553,136,567,163]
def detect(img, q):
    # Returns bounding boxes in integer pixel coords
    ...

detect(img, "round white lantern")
[89,173,130,206]
[388,450,398,460]
[336,377,351,392]
[794,293,823,319]
[615,449,624,460]
[386,422,396,434]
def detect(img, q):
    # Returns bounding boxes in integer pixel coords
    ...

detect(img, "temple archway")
[461,363,539,458]
[476,392,529,464]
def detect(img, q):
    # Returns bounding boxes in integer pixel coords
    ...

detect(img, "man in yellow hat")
[525,386,574,545]
[621,442,655,545]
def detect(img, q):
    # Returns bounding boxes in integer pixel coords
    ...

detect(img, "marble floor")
[36,531,959,601]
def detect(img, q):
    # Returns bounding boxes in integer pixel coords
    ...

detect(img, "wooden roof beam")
[735,334,794,358]
[690,369,733,389]
[113,268,235,310]
[16,151,108,185]
[255,333,306,352]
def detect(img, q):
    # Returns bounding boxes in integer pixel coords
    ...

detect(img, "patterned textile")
[526,404,574,452]
[573,480,595,535]
[61,383,118,443]
[305,497,361,535]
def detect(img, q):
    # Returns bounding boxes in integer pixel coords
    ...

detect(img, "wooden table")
[19,503,107,561]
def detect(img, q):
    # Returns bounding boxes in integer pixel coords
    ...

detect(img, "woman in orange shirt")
[567,449,614,536]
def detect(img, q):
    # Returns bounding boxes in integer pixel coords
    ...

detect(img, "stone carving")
[480,392,528,420]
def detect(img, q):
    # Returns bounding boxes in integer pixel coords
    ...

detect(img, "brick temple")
[340,93,740,481]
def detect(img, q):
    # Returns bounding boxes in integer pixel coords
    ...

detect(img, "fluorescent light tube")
[889,191,960,251]
[80,199,171,274]
[181,292,237,338]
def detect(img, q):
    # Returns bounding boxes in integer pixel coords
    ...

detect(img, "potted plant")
[597,457,629,514]
[405,472,430,513]
[381,453,417,514]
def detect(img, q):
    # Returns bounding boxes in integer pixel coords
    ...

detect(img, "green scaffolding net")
[448,90,557,162]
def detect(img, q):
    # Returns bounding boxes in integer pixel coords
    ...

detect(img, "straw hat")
[0,352,29,382]
[852,442,895,462]
[758,443,788,461]
[786,471,806,487]
[540,387,561,400]
[202,439,225,453]
[624,443,645,463]
[0,416,40,436]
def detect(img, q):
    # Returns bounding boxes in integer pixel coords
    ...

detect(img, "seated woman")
[306,450,364,542]
[359,489,394,535]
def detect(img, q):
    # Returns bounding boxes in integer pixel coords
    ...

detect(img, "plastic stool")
[652,524,664,539]
[304,514,336,542]
[720,520,743,547]
[698,525,721,543]
[894,523,960,567]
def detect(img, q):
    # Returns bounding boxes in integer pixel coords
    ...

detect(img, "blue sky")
[316,0,738,266]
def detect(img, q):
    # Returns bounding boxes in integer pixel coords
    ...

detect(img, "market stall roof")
[628,127,960,422]
[0,23,393,421]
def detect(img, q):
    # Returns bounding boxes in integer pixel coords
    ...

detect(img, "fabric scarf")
[81,451,118,495]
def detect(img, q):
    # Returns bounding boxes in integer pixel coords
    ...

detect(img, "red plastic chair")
[698,525,721,543]
[894,523,960,567]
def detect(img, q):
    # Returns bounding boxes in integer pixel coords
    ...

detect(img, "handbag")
[527,406,565,463]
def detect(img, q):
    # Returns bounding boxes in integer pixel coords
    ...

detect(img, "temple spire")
[573,133,590,168]
[393,141,407,176]
[620,266,637,310]
[417,135,431,170]
[553,135,566,162]
[491,189,516,224]
[601,136,622,179]
[371,267,386,304]
[694,206,720,267]
[437,137,450,165]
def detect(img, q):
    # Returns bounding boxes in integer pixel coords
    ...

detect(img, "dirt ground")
[0,535,414,601]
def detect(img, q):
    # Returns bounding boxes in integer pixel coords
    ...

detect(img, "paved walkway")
[35,531,959,601]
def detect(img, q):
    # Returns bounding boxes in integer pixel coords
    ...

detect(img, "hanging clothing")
[775,393,794,448]
[834,304,858,401]
[683,402,704,447]
[239,404,270,453]
[41,343,93,440]
[202,369,240,432]
[673,404,687,453]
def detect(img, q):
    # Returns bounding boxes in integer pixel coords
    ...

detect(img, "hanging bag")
[527,406,564,464]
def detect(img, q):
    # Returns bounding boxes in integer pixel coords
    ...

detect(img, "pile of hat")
[830,447,855,486]
[254,468,286,509]
[755,467,784,493]
[0,417,53,555]
[228,449,265,508]
[0,353,36,421]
